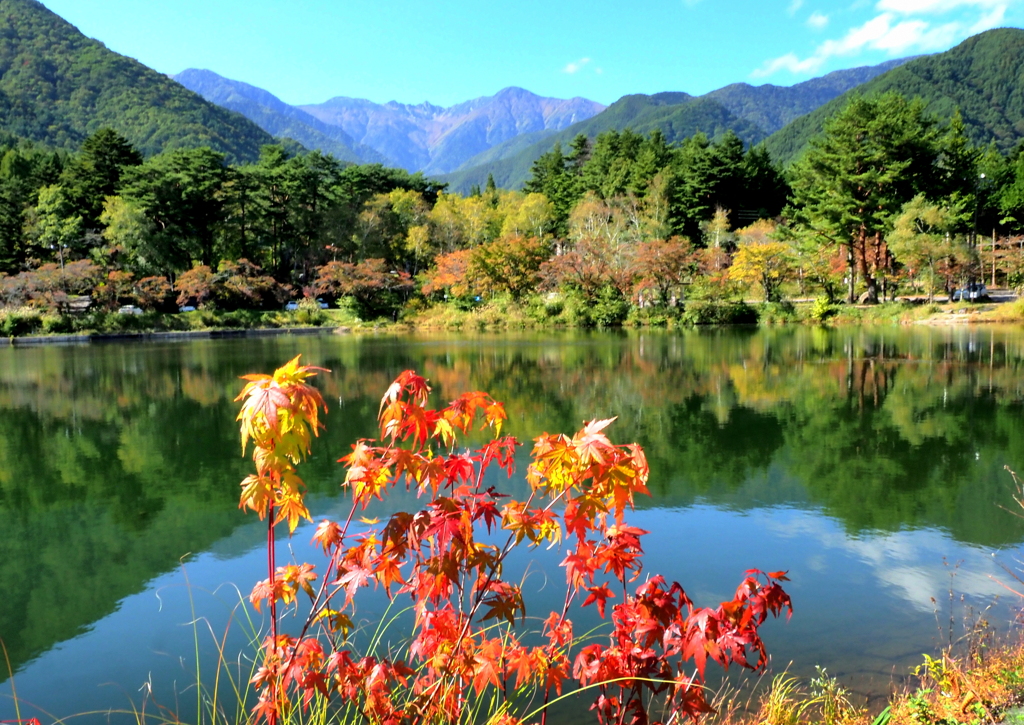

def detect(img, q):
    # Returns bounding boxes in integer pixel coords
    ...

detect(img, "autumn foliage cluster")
[234,359,791,725]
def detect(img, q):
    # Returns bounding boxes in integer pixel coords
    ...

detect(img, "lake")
[2,326,1024,724]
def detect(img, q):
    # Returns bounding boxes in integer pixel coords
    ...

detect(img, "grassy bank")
[1,295,1020,340]
[705,632,1024,725]
[397,294,1024,331]
[0,305,363,338]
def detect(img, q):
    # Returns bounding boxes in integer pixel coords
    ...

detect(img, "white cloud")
[808,11,831,28]
[764,514,1010,613]
[968,4,1009,30]
[562,57,591,74]
[752,0,1015,79]
[789,0,806,14]
[752,52,821,77]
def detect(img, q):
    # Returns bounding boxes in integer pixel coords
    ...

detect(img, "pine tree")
[787,93,939,303]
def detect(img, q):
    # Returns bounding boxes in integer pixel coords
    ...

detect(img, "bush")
[809,296,839,323]
[626,303,683,328]
[590,284,630,327]
[759,301,797,325]
[0,310,42,336]
[41,314,73,334]
[558,289,593,327]
[293,298,326,326]
[681,300,758,325]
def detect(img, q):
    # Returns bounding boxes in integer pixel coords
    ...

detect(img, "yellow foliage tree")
[728,221,794,302]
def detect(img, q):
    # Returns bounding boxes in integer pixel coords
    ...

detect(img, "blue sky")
[39,0,1024,108]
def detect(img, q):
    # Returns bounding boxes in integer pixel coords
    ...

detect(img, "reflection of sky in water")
[5,327,1024,723]
[5,501,1023,723]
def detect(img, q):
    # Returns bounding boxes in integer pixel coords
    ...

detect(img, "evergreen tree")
[787,93,940,302]
[524,143,580,236]
[61,128,143,229]
[120,147,228,271]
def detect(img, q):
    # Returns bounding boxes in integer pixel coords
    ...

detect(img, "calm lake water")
[3,327,1024,723]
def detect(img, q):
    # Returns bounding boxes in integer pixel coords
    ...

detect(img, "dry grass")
[697,633,1024,725]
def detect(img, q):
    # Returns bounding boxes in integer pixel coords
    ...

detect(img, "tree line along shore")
[2,91,1024,335]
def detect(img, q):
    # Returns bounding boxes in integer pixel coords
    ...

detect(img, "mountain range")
[764,28,1024,164]
[173,71,606,175]
[437,58,914,192]
[173,59,911,188]
[171,69,389,165]
[4,0,1024,199]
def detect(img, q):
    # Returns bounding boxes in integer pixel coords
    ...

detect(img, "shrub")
[809,296,839,323]
[626,303,683,328]
[590,284,630,327]
[759,301,797,325]
[41,314,73,334]
[293,297,326,326]
[232,362,792,725]
[175,265,215,309]
[313,259,414,319]
[0,310,42,336]
[681,300,758,326]
[134,276,175,312]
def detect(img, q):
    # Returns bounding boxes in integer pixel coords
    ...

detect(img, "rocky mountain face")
[173,69,388,164]
[298,87,606,173]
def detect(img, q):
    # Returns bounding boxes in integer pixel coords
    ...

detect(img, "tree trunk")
[846,244,856,304]
[856,229,878,304]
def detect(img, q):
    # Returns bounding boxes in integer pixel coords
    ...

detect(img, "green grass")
[0,306,364,338]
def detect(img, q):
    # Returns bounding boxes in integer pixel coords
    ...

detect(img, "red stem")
[267,501,278,725]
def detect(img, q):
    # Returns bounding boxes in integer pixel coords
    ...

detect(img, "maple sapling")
[235,361,792,725]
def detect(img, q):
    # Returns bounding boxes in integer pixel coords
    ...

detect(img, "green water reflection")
[1,327,1024,699]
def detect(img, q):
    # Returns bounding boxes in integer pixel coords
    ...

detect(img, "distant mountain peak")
[294,87,605,174]
[173,68,391,165]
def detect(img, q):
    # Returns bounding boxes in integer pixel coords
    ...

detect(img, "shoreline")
[2,296,1021,347]
[7,325,352,346]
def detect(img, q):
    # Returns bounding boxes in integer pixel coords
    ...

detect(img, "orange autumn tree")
[236,359,792,725]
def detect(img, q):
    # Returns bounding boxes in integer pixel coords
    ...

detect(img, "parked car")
[117,305,143,315]
[952,283,989,302]
[316,298,329,309]
[285,301,300,311]
[178,305,196,313]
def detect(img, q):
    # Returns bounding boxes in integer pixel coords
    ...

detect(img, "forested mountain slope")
[765,28,1024,165]
[0,0,280,162]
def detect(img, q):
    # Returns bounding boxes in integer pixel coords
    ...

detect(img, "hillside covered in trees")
[766,28,1024,164]
[0,0,282,163]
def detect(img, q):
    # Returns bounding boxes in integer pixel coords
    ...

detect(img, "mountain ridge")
[172,69,390,165]
[297,86,607,174]
[764,28,1024,164]
[437,57,915,193]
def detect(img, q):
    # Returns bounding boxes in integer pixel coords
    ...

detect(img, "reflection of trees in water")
[2,328,1024,675]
